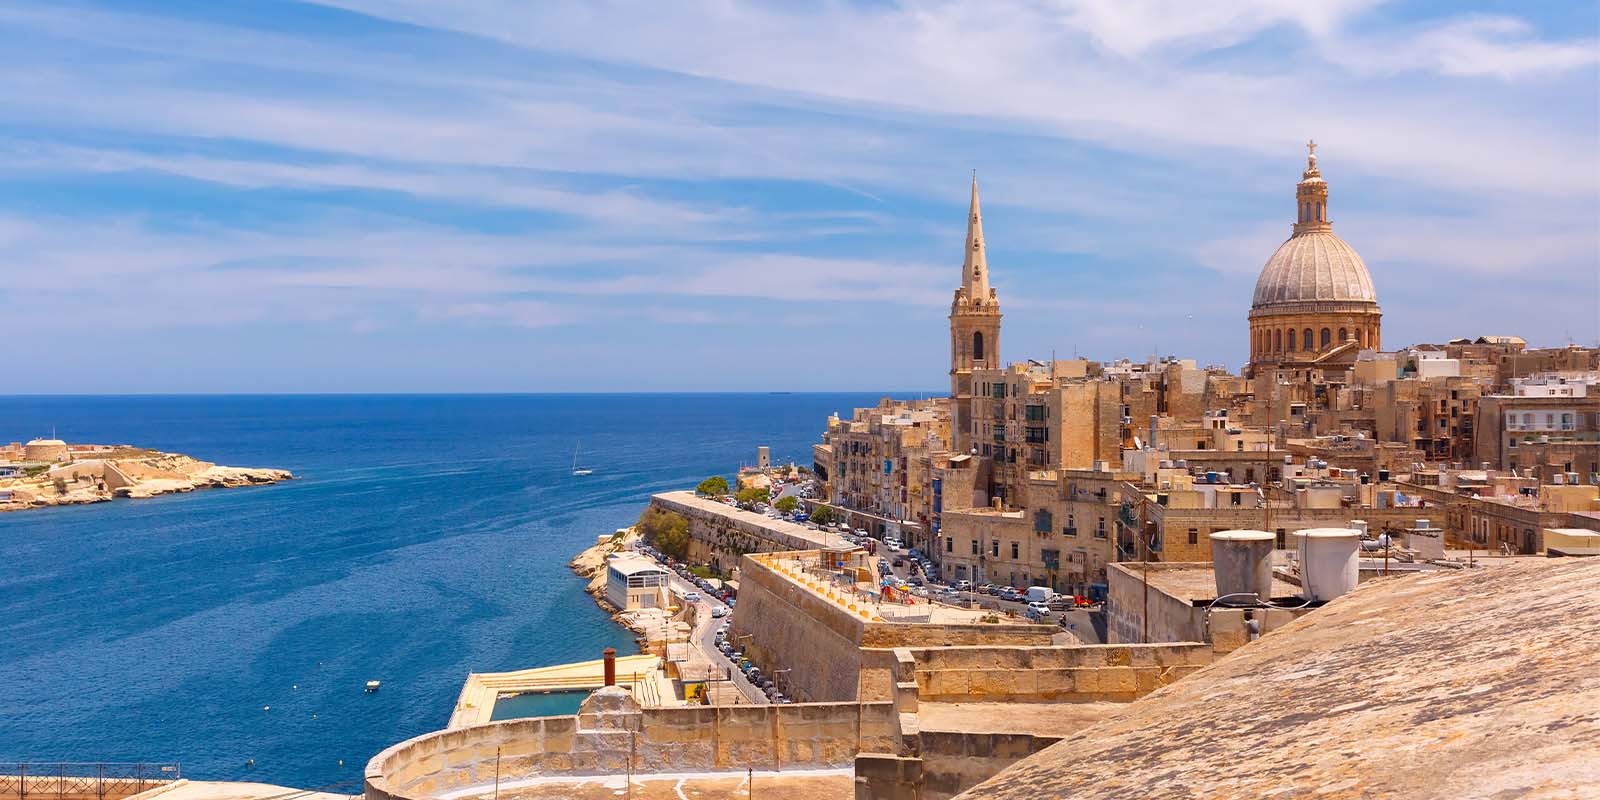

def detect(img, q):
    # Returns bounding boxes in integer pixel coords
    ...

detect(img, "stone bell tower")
[950,173,1002,454]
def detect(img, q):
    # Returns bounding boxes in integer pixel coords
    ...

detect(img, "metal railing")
[0,764,181,800]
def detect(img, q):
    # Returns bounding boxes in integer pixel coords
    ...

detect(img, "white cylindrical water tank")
[1297,528,1360,602]
[1210,530,1276,602]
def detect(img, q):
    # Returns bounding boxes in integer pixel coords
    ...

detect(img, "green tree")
[734,487,769,508]
[774,495,799,514]
[810,505,836,525]
[637,507,690,559]
[695,475,730,497]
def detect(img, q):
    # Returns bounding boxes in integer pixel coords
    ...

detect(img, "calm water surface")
[0,394,901,789]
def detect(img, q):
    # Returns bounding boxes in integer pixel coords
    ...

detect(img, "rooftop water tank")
[1210,530,1276,602]
[1297,528,1360,602]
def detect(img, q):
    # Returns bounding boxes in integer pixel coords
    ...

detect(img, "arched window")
[1317,202,1324,221]
[1321,328,1331,348]
[1303,328,1314,351]
[1339,327,1348,343]
[1274,329,1282,352]
[1287,329,1297,351]
[973,331,985,361]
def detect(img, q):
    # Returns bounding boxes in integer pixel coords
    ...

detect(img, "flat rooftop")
[1115,562,1301,604]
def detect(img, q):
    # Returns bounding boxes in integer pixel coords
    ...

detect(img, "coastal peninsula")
[0,438,292,513]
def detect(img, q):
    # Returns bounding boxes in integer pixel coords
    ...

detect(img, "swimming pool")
[488,690,591,721]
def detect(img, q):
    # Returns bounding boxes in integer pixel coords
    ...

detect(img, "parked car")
[1026,601,1051,616]
[954,580,973,592]
[711,606,729,618]
[683,592,701,603]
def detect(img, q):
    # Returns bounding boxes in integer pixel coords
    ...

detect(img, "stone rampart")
[365,688,900,800]
[730,552,1055,704]
[916,731,1063,800]
[890,643,1211,703]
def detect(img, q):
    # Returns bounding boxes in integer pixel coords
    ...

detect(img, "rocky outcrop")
[0,451,293,513]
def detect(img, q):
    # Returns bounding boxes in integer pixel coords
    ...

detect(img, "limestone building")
[1248,143,1381,376]
[948,175,1002,455]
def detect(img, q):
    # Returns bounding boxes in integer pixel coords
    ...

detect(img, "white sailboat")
[571,441,594,476]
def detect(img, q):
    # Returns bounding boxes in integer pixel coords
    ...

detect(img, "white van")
[1023,586,1055,604]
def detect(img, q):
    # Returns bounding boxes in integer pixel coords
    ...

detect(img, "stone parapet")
[365,699,900,800]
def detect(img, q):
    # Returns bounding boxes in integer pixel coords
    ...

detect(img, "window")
[1188,528,1198,545]
[1034,508,1053,533]
[1303,329,1314,350]
[1096,517,1107,538]
[946,537,953,553]
[991,541,1000,557]
[1275,528,1286,548]
[1010,541,1019,559]
[973,331,985,361]
[1288,329,1297,351]
[1321,328,1331,348]
[971,539,979,555]
[1338,327,1347,342]
[1274,329,1282,351]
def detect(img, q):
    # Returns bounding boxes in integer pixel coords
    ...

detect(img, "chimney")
[603,647,617,686]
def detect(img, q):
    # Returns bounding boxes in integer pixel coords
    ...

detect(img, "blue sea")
[0,394,904,790]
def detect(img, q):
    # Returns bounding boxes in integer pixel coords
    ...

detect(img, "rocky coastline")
[568,526,666,652]
[0,450,293,513]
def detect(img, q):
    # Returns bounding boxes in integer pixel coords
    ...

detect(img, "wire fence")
[0,764,181,800]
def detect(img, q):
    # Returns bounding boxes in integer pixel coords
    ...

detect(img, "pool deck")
[448,654,677,729]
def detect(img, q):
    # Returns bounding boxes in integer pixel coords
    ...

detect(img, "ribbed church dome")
[1251,230,1376,309]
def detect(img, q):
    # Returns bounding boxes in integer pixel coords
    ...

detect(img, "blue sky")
[0,0,1595,393]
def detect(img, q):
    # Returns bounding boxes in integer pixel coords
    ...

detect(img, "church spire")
[1293,139,1331,235]
[962,172,991,303]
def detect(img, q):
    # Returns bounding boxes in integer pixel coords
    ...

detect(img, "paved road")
[654,561,769,705]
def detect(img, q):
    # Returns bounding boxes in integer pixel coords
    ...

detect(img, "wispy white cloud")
[0,0,1592,389]
[1327,15,1600,80]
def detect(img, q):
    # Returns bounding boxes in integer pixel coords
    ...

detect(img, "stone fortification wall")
[729,550,871,703]
[365,688,900,800]
[894,643,1211,704]
[916,731,1064,800]
[731,553,1056,704]
[650,491,846,573]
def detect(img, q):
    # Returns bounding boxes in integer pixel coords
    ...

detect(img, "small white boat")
[572,441,594,476]
[365,680,381,693]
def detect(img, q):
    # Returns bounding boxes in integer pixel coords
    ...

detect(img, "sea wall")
[364,688,900,800]
[649,491,841,573]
